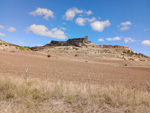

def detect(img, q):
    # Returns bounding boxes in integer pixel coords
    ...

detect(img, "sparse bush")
[73,47,78,50]
[26,48,30,51]
[75,54,79,57]
[19,46,26,50]
[127,51,134,56]
[129,58,134,61]
[19,46,30,51]
[47,54,51,58]
[10,51,15,53]
[123,64,128,66]
[75,48,78,50]
[139,53,149,58]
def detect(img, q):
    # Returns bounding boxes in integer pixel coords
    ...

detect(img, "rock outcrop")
[30,36,132,52]
[46,36,91,47]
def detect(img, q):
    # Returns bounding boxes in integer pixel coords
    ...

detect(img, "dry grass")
[0,75,150,113]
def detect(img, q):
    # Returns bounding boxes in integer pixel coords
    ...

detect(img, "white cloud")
[120,21,132,31]
[75,17,86,26]
[142,40,150,46]
[90,20,111,32]
[7,27,16,32]
[124,37,137,43]
[26,24,67,39]
[29,8,54,20]
[0,25,4,29]
[87,17,96,22]
[106,37,121,41]
[98,38,104,41]
[60,27,66,30]
[64,7,83,20]
[144,28,150,31]
[0,33,6,37]
[33,44,43,47]
[19,41,24,44]
[75,17,96,26]
[86,10,92,15]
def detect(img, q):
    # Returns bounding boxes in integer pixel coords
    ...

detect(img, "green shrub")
[19,46,26,50]
[26,48,30,51]
[127,51,134,56]
[19,46,30,51]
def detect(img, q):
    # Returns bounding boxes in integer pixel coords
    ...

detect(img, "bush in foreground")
[0,75,150,113]
[47,54,51,58]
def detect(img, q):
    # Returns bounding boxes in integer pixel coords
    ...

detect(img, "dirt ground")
[0,51,150,91]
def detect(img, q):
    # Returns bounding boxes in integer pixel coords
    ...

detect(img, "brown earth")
[0,51,150,91]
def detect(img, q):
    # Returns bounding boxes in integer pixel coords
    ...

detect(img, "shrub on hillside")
[75,54,79,57]
[47,54,51,58]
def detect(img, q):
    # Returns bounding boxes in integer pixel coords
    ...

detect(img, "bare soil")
[0,51,150,90]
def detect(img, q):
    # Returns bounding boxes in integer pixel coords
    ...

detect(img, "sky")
[0,0,150,56]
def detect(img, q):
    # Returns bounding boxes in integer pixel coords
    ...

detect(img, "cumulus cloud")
[106,37,121,41]
[87,17,96,22]
[98,38,104,41]
[0,25,4,29]
[19,41,24,44]
[119,21,132,31]
[7,27,16,32]
[75,17,86,26]
[0,33,6,37]
[124,37,137,43]
[60,27,66,30]
[64,7,83,20]
[33,44,43,47]
[142,40,150,46]
[75,17,96,26]
[144,28,150,31]
[86,10,92,15]
[90,20,111,32]
[26,24,67,39]
[29,8,54,20]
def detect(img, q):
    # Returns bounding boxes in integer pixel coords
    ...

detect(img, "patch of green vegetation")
[73,47,78,50]
[19,46,30,51]
[139,53,149,58]
[126,51,134,56]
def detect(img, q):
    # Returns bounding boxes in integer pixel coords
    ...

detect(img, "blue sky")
[0,0,150,56]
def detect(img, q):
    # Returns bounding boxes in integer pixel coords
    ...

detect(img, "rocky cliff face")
[46,36,91,47]
[30,36,132,52]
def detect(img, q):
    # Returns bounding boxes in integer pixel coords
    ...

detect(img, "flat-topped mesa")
[47,36,91,46]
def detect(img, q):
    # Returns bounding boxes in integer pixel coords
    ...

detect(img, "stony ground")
[0,50,150,91]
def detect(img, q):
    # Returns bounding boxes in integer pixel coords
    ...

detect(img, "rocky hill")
[0,37,149,61]
[30,36,132,52]
[0,39,30,51]
[30,36,149,61]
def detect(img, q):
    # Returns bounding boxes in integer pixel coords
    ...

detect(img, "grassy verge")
[0,75,150,113]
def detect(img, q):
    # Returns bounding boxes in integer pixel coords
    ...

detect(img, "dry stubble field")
[1,51,150,113]
[0,51,150,90]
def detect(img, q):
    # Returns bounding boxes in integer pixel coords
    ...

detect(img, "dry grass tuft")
[0,75,150,113]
